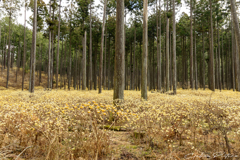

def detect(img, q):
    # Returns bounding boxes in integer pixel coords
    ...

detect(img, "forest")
[0,0,240,159]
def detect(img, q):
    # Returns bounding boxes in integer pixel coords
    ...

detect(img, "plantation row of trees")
[0,0,240,100]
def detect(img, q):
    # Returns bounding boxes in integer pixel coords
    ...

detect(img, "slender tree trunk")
[99,0,107,94]
[130,43,132,90]
[230,0,240,71]
[170,33,172,91]
[39,44,42,85]
[153,32,155,91]
[6,12,12,89]
[64,41,67,89]
[30,0,37,93]
[68,28,72,90]
[48,0,52,89]
[218,25,222,91]
[190,0,193,89]
[173,0,176,94]
[209,0,215,91]
[108,37,111,90]
[3,27,6,70]
[113,0,125,100]
[194,8,197,90]
[157,0,161,91]
[94,41,97,90]
[141,0,148,100]
[202,32,205,90]
[166,18,169,92]
[89,0,92,90]
[182,36,186,89]
[74,48,78,90]
[133,26,136,90]
[82,31,87,90]
[16,42,20,82]
[56,0,61,89]
[60,40,64,88]
[232,22,236,91]
[222,35,225,89]
[104,21,107,90]
[22,3,26,90]
[124,10,127,90]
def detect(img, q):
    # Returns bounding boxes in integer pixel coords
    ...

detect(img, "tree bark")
[30,0,37,93]
[141,0,148,100]
[99,0,107,94]
[104,20,107,90]
[89,0,92,90]
[22,2,27,90]
[157,0,161,91]
[48,0,51,89]
[6,4,12,89]
[190,0,193,89]
[82,31,87,90]
[113,0,125,100]
[202,32,205,90]
[108,36,111,90]
[133,26,136,90]
[209,0,215,91]
[232,23,236,91]
[221,35,225,89]
[230,0,240,79]
[173,0,176,94]
[56,0,61,89]
[166,17,169,92]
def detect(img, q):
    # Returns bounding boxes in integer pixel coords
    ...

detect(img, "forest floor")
[0,68,240,159]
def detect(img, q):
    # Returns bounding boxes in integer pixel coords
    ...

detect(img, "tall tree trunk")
[99,0,107,94]
[56,0,61,89]
[39,44,42,85]
[104,21,107,90]
[16,42,20,82]
[157,0,161,91]
[3,27,6,70]
[182,36,186,89]
[6,11,12,88]
[130,43,132,90]
[108,37,111,90]
[22,2,27,90]
[141,0,148,100]
[166,18,169,92]
[113,0,125,100]
[94,41,97,90]
[60,40,64,88]
[30,0,37,93]
[233,28,240,91]
[82,31,87,90]
[63,41,67,89]
[68,28,72,90]
[74,48,78,90]
[173,0,176,94]
[232,23,236,91]
[133,26,136,90]
[209,0,215,91]
[221,34,225,89]
[153,31,155,91]
[89,0,92,90]
[124,10,127,90]
[218,24,222,91]
[48,0,51,89]
[230,0,240,73]
[190,0,194,89]
[202,32,205,90]
[31,0,37,91]
[194,6,197,90]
